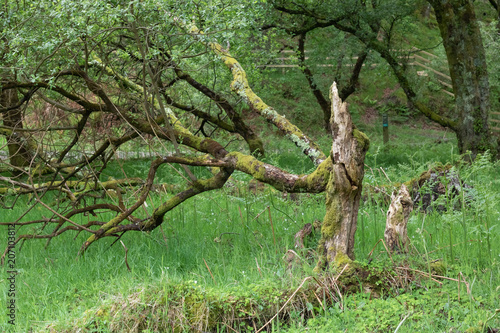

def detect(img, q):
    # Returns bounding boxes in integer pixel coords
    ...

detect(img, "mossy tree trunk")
[275,1,497,159]
[1,86,33,168]
[429,0,494,157]
[315,83,369,270]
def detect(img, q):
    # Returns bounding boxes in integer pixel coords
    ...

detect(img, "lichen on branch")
[181,22,326,165]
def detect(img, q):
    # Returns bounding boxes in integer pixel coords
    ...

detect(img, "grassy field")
[1,119,499,332]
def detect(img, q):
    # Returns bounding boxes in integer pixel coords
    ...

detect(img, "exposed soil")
[361,106,378,124]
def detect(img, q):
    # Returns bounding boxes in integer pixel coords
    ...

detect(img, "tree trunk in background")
[487,0,500,31]
[297,33,332,132]
[315,83,369,271]
[1,87,33,168]
[430,0,494,157]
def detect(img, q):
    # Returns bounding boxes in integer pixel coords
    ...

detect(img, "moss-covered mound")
[41,261,411,333]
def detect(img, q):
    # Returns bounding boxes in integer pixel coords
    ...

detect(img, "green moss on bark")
[353,128,370,150]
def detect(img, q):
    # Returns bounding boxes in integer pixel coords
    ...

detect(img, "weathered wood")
[384,185,413,253]
[315,83,370,270]
[411,166,471,212]
[294,223,313,249]
[285,223,313,269]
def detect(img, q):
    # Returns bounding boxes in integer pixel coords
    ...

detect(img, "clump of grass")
[40,257,428,333]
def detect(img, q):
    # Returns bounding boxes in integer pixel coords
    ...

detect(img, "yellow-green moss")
[320,177,342,238]
[229,152,267,180]
[353,128,370,150]
[334,252,353,268]
[430,260,447,275]
[321,206,341,238]
[298,156,332,190]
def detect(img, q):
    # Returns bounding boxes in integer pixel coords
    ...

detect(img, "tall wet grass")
[1,136,499,332]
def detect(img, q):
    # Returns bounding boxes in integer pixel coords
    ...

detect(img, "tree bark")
[429,0,494,157]
[384,184,413,254]
[315,82,369,270]
[0,86,33,168]
[297,33,332,132]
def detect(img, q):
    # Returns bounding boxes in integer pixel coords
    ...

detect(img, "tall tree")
[429,0,492,156]
[0,85,34,169]
[273,0,497,158]
[0,5,34,171]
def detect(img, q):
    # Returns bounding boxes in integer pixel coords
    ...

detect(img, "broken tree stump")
[315,82,370,271]
[384,184,413,253]
[411,165,471,212]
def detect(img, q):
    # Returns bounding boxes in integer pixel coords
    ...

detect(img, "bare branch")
[182,21,326,165]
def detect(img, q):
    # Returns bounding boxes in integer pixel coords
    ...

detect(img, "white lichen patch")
[261,107,278,121]
[286,133,323,163]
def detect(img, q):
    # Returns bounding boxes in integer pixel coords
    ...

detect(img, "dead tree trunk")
[384,184,413,254]
[315,83,370,270]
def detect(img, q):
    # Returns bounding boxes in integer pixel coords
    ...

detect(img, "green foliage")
[1,136,499,332]
[1,1,500,332]
[285,286,499,332]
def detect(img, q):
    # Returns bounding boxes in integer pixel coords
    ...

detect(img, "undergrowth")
[1,135,499,332]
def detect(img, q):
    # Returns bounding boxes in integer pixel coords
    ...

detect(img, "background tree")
[0,85,35,170]
[261,14,369,131]
[272,0,498,158]
[0,8,35,170]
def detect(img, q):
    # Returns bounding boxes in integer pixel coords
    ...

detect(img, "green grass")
[1,131,499,332]
[0,189,319,332]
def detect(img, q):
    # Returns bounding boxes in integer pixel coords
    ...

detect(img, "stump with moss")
[384,184,413,253]
[315,83,370,271]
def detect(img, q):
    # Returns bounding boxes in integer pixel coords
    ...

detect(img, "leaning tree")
[0,0,369,269]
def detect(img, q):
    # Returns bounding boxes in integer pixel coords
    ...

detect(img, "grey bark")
[384,185,413,253]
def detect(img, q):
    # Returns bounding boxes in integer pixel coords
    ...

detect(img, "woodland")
[1,0,499,332]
